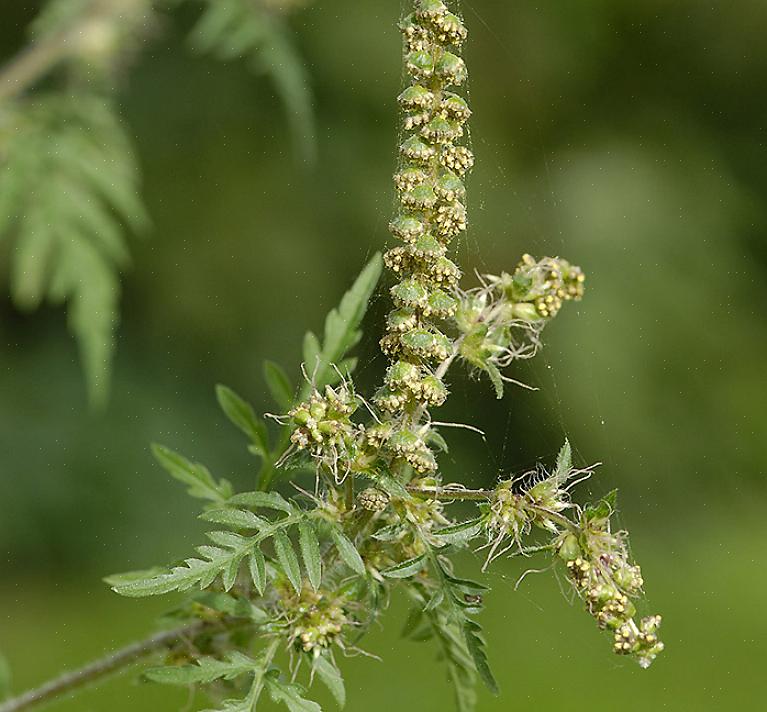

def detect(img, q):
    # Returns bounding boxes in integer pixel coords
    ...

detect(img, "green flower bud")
[406,50,435,79]
[391,277,429,310]
[558,533,581,561]
[389,214,427,242]
[400,135,436,162]
[398,84,435,111]
[402,184,438,210]
[436,52,468,85]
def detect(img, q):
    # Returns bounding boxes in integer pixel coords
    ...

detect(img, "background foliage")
[1,0,765,709]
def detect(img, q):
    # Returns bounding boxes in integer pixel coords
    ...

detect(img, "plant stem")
[0,623,205,712]
[407,484,493,501]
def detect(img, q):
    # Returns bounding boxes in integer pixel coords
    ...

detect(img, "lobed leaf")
[264,360,295,411]
[229,491,294,513]
[330,527,366,575]
[145,651,259,686]
[314,655,345,708]
[273,530,302,594]
[266,675,322,712]
[216,385,270,457]
[381,554,426,579]
[298,520,322,591]
[152,444,232,504]
[301,254,383,397]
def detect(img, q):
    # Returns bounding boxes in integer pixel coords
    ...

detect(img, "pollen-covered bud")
[406,49,435,79]
[420,374,448,406]
[400,327,452,361]
[398,84,436,112]
[566,557,592,588]
[436,52,468,85]
[432,255,461,286]
[421,115,464,144]
[384,246,411,274]
[391,276,429,310]
[385,360,424,393]
[389,214,427,243]
[434,12,468,45]
[400,135,437,163]
[415,0,448,22]
[388,429,438,474]
[613,617,665,668]
[614,563,644,595]
[394,166,428,192]
[402,184,439,210]
[387,307,420,333]
[379,333,404,358]
[357,488,390,513]
[434,171,466,202]
[441,93,472,121]
[435,200,467,238]
[501,254,586,320]
[424,288,457,318]
[405,112,431,131]
[365,421,393,449]
[440,144,474,175]
[410,233,446,261]
[374,386,410,414]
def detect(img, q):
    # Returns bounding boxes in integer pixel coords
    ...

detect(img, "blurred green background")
[1,0,766,710]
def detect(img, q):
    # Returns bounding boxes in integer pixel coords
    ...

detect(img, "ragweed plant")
[0,2,663,712]
[0,0,313,406]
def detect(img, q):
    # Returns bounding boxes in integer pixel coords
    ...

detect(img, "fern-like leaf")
[301,253,383,396]
[0,94,147,406]
[189,0,316,163]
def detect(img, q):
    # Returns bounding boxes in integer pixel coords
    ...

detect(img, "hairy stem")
[407,484,493,501]
[0,623,205,712]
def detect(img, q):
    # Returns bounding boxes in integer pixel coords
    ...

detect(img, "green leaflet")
[554,439,572,481]
[432,518,485,546]
[145,651,259,685]
[431,611,478,712]
[298,520,322,591]
[463,620,498,695]
[152,444,233,504]
[188,0,316,164]
[300,253,383,397]
[330,527,366,575]
[110,531,257,597]
[0,94,147,407]
[216,385,271,457]
[229,491,294,513]
[200,508,268,531]
[264,360,295,411]
[381,554,426,579]
[266,674,322,712]
[274,529,302,594]
[314,655,345,708]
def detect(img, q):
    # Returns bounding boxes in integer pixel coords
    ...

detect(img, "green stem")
[245,638,280,707]
[0,623,206,712]
[0,0,115,105]
[407,485,493,501]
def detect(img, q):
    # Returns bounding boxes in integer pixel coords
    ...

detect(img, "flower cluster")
[377,0,472,424]
[456,253,585,396]
[482,463,576,566]
[278,586,351,656]
[478,447,663,669]
[556,503,664,668]
[288,382,361,482]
